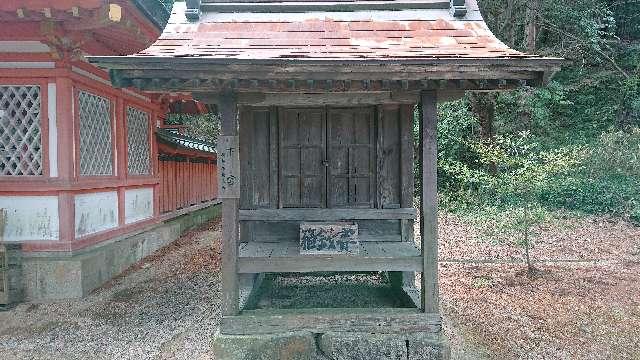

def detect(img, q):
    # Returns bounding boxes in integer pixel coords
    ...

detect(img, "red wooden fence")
[158,155,217,213]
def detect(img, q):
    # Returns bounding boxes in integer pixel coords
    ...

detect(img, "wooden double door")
[279,107,375,209]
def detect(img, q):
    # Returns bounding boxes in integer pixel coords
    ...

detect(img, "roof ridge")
[186,0,466,18]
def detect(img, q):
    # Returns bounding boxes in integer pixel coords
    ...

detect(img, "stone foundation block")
[212,331,316,360]
[319,332,450,360]
[319,332,406,360]
[406,333,451,360]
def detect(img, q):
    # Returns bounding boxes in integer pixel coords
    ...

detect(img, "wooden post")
[218,93,240,316]
[419,90,440,313]
[55,76,76,242]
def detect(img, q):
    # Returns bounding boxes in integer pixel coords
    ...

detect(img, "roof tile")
[119,1,551,63]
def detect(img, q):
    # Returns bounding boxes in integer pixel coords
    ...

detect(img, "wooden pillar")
[218,93,240,316]
[419,90,440,313]
[55,76,75,242]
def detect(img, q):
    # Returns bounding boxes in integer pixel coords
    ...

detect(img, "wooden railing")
[158,155,217,213]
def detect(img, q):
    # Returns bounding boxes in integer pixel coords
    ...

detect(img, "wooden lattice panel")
[78,91,113,176]
[126,106,151,175]
[0,85,42,176]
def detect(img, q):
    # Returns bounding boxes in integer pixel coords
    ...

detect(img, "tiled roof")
[137,0,527,61]
[89,0,562,91]
[156,128,216,154]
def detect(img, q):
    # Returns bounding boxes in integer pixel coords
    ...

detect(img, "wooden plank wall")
[158,155,218,213]
[239,105,412,211]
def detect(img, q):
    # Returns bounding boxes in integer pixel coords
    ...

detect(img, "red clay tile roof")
[89,0,562,91]
[137,1,528,61]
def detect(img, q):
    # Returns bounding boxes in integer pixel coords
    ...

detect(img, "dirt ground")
[440,213,640,360]
[0,214,639,359]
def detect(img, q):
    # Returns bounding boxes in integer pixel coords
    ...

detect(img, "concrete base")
[212,331,450,360]
[19,203,221,302]
[212,331,317,360]
[320,332,450,360]
[1,244,23,305]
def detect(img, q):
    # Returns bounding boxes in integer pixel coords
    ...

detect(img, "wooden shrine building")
[92,0,561,358]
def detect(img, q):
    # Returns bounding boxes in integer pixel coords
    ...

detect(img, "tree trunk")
[526,0,539,52]
[468,92,498,175]
[524,231,534,277]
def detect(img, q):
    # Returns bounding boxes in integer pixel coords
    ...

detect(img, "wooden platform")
[238,241,421,273]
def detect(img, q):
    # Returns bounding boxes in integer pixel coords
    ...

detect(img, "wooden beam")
[419,90,440,314]
[206,91,418,106]
[238,208,417,221]
[238,255,422,273]
[63,5,120,31]
[221,308,442,335]
[118,67,542,82]
[126,76,531,93]
[203,0,450,13]
[218,92,240,316]
[237,242,421,273]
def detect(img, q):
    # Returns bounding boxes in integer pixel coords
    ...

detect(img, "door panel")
[328,107,375,208]
[279,108,326,208]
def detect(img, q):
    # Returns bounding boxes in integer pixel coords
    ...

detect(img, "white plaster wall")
[124,188,153,224]
[0,196,59,241]
[75,191,118,237]
[0,41,50,53]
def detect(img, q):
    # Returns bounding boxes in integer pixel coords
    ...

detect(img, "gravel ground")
[0,220,223,360]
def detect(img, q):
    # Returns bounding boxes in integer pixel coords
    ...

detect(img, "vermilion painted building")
[0,0,219,303]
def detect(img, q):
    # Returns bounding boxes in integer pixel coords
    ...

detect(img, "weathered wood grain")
[327,107,375,208]
[237,241,421,273]
[420,90,439,314]
[239,108,274,209]
[279,108,327,208]
[400,104,415,208]
[219,92,240,316]
[241,219,406,243]
[239,208,416,220]
[221,308,442,335]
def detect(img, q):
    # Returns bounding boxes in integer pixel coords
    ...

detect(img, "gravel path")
[0,220,223,360]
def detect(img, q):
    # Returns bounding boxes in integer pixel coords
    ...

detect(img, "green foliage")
[435,1,640,225]
[165,112,220,145]
[435,95,640,223]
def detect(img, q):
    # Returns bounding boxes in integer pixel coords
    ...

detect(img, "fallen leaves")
[439,213,640,360]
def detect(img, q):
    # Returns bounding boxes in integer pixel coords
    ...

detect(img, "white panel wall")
[75,191,118,237]
[0,196,59,241]
[124,187,153,224]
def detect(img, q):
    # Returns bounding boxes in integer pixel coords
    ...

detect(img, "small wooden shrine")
[92,0,561,357]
